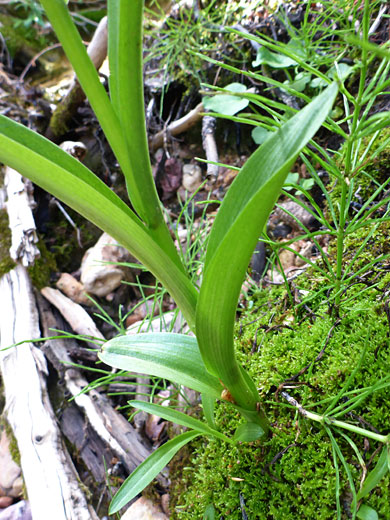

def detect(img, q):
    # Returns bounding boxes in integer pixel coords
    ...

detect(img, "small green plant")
[0,0,388,516]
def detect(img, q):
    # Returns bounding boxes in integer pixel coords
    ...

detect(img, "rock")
[121,497,168,520]
[0,497,12,509]
[9,478,23,499]
[59,141,87,161]
[0,500,32,520]
[160,494,169,516]
[295,242,313,267]
[81,232,139,297]
[182,164,202,192]
[269,201,318,232]
[56,273,91,305]
[278,243,299,271]
[0,432,21,494]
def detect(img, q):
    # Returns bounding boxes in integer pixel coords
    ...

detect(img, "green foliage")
[203,83,250,116]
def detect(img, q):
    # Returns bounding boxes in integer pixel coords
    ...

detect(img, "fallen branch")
[149,102,204,151]
[46,17,108,140]
[201,113,219,182]
[0,265,98,520]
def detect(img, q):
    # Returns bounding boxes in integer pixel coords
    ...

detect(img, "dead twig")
[149,102,204,151]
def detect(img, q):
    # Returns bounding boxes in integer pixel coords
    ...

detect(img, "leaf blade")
[196,83,338,409]
[129,400,232,443]
[109,431,200,514]
[357,446,389,501]
[0,119,198,329]
[99,333,222,398]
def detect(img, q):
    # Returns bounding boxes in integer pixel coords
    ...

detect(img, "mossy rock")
[0,208,16,276]
[170,288,390,519]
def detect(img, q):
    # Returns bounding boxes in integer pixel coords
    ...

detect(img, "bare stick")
[149,102,204,151]
[202,113,219,182]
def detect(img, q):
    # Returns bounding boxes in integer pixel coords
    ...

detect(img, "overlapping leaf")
[0,118,198,329]
[129,400,232,443]
[99,333,222,398]
[109,431,200,513]
[195,83,338,409]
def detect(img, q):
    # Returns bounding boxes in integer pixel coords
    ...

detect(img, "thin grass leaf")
[196,83,338,410]
[109,430,200,514]
[99,333,222,398]
[129,400,232,443]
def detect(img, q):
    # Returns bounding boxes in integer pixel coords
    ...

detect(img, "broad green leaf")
[203,504,216,520]
[202,393,216,429]
[196,83,338,410]
[252,46,297,68]
[40,0,179,264]
[0,117,198,330]
[283,172,300,190]
[109,431,200,513]
[251,126,271,145]
[203,83,249,116]
[99,333,222,398]
[357,446,389,500]
[233,422,264,443]
[284,71,311,92]
[107,0,164,230]
[129,400,232,443]
[311,63,354,88]
[357,504,379,520]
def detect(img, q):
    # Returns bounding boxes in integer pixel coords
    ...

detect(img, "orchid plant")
[0,0,345,514]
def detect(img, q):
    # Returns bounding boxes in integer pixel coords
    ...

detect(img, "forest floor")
[1,1,390,519]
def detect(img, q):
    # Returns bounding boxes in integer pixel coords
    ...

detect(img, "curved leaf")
[357,504,379,520]
[129,400,232,443]
[203,83,249,116]
[233,422,265,443]
[357,445,389,501]
[99,332,222,398]
[196,83,338,409]
[40,0,181,267]
[109,431,200,513]
[0,119,198,330]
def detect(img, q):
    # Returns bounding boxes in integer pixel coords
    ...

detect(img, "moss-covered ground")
[171,284,390,519]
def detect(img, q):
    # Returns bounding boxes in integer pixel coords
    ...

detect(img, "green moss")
[0,208,16,276]
[27,236,57,290]
[0,418,21,468]
[0,13,44,57]
[171,290,390,519]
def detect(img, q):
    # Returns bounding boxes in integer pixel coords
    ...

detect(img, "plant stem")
[282,392,389,444]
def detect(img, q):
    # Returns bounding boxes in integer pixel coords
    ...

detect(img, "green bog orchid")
[0,0,340,513]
